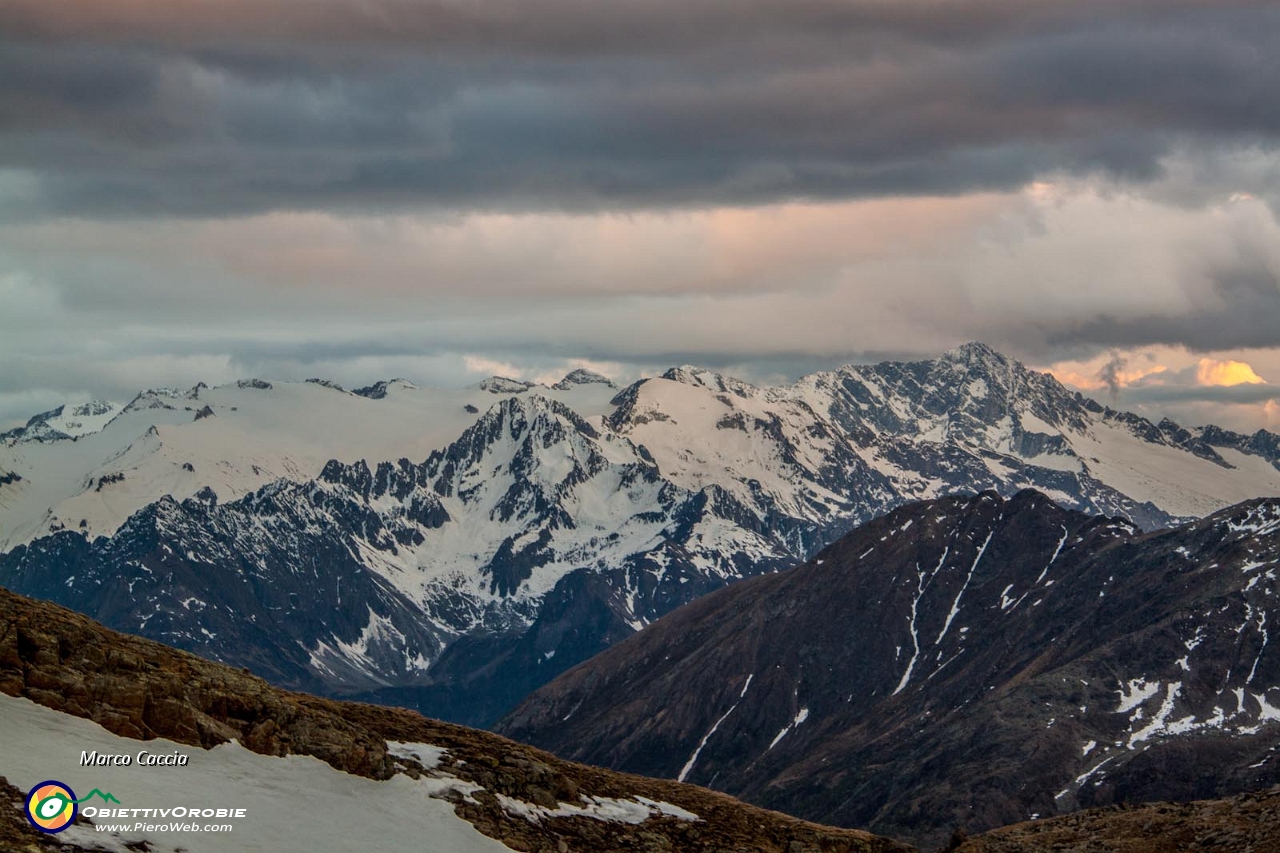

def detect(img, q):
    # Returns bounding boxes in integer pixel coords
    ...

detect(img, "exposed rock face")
[0,400,123,444]
[499,491,1280,847]
[0,489,452,694]
[0,585,911,853]
[352,378,416,398]
[552,369,616,390]
[479,376,535,394]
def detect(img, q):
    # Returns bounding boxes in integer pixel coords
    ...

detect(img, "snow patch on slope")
[0,693,512,853]
[497,793,699,825]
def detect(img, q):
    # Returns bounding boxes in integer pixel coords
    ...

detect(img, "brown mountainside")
[0,584,908,853]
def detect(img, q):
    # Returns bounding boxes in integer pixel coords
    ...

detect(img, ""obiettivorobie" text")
[83,807,246,819]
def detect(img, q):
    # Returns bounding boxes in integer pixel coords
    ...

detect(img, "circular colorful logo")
[25,781,78,834]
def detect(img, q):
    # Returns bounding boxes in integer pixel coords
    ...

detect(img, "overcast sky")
[3,0,1280,431]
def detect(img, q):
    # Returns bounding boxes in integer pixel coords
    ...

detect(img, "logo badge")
[25,780,78,834]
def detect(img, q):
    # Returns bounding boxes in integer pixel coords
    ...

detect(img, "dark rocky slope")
[499,490,1280,847]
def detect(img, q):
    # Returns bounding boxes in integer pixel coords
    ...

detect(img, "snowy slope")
[1,692,713,852]
[1,399,123,443]
[1065,421,1280,518]
[0,694,513,853]
[0,377,618,548]
[611,375,883,535]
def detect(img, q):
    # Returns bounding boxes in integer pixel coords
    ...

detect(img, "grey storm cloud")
[1050,255,1280,353]
[1,0,1279,218]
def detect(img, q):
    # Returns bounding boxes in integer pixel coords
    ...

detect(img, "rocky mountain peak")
[1,399,125,444]
[461,393,600,449]
[660,365,758,397]
[353,378,417,399]
[121,388,184,414]
[70,400,116,417]
[552,368,616,390]
[0,405,67,440]
[477,376,534,394]
[941,340,1009,366]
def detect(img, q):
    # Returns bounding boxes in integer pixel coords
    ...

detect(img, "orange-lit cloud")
[1196,359,1266,387]
[1048,363,1167,392]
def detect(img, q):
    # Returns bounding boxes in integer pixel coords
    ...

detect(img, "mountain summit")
[553,368,617,390]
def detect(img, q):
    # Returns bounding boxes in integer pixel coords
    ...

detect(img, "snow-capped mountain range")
[2,344,1279,725]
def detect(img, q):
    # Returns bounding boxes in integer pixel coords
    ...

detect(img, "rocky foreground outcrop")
[0,585,909,853]
[951,787,1280,853]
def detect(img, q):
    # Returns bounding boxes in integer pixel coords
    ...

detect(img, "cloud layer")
[2,0,1279,218]
[2,1,1280,432]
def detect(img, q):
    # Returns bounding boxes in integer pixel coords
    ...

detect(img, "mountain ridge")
[4,346,1280,728]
